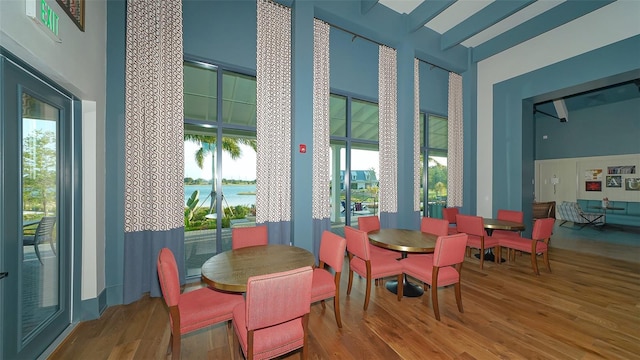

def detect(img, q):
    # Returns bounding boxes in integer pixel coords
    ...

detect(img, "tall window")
[183,61,257,277]
[330,94,379,233]
[421,113,448,218]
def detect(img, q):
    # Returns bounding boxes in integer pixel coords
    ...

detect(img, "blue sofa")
[577,199,640,227]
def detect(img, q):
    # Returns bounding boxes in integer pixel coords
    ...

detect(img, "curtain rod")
[328,22,459,75]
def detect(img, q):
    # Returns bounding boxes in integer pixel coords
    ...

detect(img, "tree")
[23,129,57,215]
[184,133,257,214]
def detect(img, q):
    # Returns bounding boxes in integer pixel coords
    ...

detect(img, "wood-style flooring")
[49,227,640,359]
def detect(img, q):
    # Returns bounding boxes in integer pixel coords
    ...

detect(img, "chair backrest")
[35,216,56,241]
[420,217,449,236]
[442,207,459,224]
[319,231,347,272]
[245,266,313,331]
[532,218,555,240]
[455,214,485,237]
[357,216,380,233]
[157,248,181,307]
[497,209,524,223]
[344,226,371,261]
[432,233,468,267]
[232,225,268,249]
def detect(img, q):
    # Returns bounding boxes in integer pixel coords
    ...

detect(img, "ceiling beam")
[361,0,378,15]
[472,0,616,62]
[441,0,535,51]
[407,0,456,33]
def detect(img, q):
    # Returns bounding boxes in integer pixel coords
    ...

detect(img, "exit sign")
[26,0,62,42]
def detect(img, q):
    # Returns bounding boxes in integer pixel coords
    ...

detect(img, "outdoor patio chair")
[23,216,56,265]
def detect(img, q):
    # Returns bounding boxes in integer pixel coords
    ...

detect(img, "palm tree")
[184,133,257,215]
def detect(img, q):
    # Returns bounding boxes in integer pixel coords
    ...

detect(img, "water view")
[184,184,256,208]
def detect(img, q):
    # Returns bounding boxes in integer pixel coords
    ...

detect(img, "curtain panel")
[447,72,463,207]
[311,18,331,256]
[123,0,184,304]
[413,58,421,213]
[378,45,398,228]
[256,0,293,244]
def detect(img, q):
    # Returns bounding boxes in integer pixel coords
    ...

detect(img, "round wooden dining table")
[201,244,315,292]
[367,229,438,297]
[482,218,525,262]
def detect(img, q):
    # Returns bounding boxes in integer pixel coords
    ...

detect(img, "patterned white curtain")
[124,0,184,303]
[378,45,398,223]
[256,0,292,243]
[413,58,421,212]
[311,18,330,256]
[312,19,330,221]
[448,72,463,207]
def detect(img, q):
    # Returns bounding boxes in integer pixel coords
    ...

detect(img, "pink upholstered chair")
[232,266,313,360]
[456,214,499,269]
[442,207,459,234]
[498,218,555,275]
[357,215,399,260]
[157,248,243,360]
[398,233,468,320]
[420,217,450,236]
[311,231,347,328]
[491,209,525,259]
[399,233,468,320]
[231,225,268,249]
[344,226,403,310]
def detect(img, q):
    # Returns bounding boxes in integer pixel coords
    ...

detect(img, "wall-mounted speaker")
[553,99,568,122]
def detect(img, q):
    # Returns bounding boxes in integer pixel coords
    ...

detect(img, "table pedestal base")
[475,249,505,263]
[386,276,424,297]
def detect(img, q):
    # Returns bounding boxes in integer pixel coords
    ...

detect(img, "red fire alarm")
[299,144,307,153]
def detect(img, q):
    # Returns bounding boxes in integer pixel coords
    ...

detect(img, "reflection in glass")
[21,93,59,339]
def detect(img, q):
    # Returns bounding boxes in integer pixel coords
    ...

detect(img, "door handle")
[0,272,8,279]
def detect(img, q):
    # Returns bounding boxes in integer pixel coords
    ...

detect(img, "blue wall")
[492,35,640,234]
[536,98,640,159]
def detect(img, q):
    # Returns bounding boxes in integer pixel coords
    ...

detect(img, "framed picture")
[585,181,601,191]
[606,176,622,188]
[608,165,636,175]
[625,178,640,191]
[56,0,85,31]
[584,169,602,180]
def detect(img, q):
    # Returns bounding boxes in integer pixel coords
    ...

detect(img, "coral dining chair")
[311,231,347,328]
[420,217,450,236]
[491,209,524,259]
[498,217,555,275]
[357,215,399,260]
[231,225,268,249]
[456,214,500,269]
[344,226,403,310]
[442,207,459,234]
[157,248,243,360]
[399,233,468,320]
[232,266,313,360]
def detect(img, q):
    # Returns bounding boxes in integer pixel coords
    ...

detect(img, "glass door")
[1,54,72,359]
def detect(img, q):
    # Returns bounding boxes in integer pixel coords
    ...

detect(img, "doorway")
[1,52,74,359]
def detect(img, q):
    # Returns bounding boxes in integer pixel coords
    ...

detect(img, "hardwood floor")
[49,227,640,360]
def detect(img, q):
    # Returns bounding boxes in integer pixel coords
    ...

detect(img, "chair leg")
[166,333,173,355]
[543,251,551,273]
[333,296,342,328]
[34,244,43,265]
[454,282,463,314]
[363,273,372,310]
[171,332,180,360]
[531,251,540,275]
[50,239,57,255]
[479,248,484,270]
[346,270,354,295]
[396,274,403,302]
[431,282,440,321]
[320,299,326,309]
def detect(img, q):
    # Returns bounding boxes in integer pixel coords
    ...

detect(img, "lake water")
[184,184,256,208]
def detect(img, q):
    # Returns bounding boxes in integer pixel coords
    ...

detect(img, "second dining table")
[367,228,438,297]
[481,218,525,262]
[201,244,315,292]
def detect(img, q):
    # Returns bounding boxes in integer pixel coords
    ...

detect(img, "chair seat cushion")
[233,302,305,360]
[349,255,402,279]
[310,268,335,303]
[400,256,459,287]
[498,237,548,253]
[178,288,243,334]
